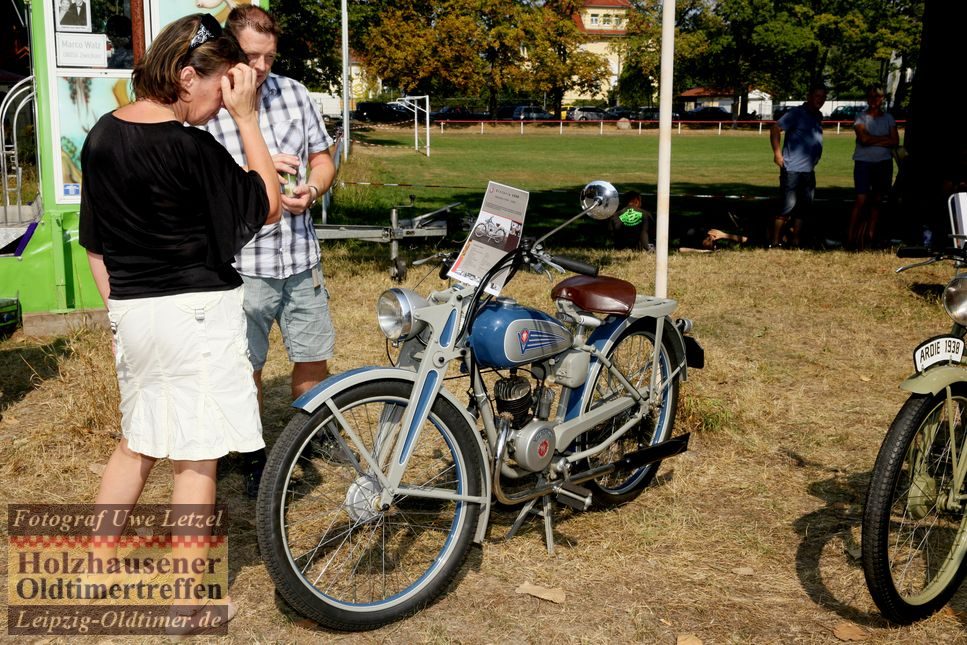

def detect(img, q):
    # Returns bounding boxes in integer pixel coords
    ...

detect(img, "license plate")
[914,336,965,373]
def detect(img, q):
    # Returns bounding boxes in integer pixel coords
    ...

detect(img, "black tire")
[862,384,967,624]
[581,323,678,507]
[256,380,483,631]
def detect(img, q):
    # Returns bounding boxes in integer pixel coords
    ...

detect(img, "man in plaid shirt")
[205,5,336,497]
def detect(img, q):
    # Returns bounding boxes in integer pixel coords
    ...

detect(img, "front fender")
[291,366,493,543]
[900,365,967,395]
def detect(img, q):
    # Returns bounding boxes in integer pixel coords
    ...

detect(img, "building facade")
[567,0,631,103]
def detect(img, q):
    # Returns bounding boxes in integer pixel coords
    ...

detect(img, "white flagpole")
[654,0,676,298]
[341,0,350,162]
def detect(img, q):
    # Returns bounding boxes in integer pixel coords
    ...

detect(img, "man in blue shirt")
[769,84,828,247]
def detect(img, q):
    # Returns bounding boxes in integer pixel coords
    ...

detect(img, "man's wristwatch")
[307,185,319,204]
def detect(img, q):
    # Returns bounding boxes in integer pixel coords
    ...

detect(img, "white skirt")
[107,287,264,460]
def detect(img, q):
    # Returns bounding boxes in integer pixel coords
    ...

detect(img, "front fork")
[377,306,464,509]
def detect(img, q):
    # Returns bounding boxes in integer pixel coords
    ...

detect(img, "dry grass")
[2,246,967,643]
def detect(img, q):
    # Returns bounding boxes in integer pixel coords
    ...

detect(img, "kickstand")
[505,494,556,555]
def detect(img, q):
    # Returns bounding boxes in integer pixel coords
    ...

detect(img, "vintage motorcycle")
[256,181,704,631]
[863,200,967,624]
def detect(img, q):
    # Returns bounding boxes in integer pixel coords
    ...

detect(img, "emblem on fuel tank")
[518,328,567,354]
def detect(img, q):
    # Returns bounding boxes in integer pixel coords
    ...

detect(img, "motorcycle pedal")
[556,482,592,511]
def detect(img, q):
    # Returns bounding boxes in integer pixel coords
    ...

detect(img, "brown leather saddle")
[550,275,636,316]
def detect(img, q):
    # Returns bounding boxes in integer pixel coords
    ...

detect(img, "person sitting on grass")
[609,190,654,251]
[679,228,749,253]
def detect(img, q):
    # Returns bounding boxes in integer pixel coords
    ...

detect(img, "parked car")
[682,106,732,121]
[352,102,409,123]
[636,107,681,121]
[512,105,555,120]
[494,105,524,120]
[430,105,478,121]
[829,105,864,121]
[604,106,637,120]
[567,106,607,121]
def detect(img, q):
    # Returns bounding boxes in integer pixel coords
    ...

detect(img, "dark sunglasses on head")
[188,13,223,53]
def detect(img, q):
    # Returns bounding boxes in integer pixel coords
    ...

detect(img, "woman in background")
[847,86,899,250]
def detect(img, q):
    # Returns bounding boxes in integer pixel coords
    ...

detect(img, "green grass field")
[335,127,876,246]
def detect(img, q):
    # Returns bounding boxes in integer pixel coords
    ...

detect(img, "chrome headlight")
[376,288,428,341]
[944,276,967,325]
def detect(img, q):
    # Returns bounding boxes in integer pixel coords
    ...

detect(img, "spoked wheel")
[581,324,678,507]
[862,383,967,624]
[256,380,483,631]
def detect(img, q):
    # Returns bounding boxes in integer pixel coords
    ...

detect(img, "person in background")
[769,84,827,248]
[609,190,654,251]
[204,5,337,498]
[847,85,899,250]
[105,15,134,69]
[78,13,280,630]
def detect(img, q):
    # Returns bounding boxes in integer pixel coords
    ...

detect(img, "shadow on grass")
[0,338,70,412]
[910,282,945,302]
[330,182,885,250]
[789,449,967,629]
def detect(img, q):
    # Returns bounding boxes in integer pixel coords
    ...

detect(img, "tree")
[668,0,923,111]
[520,1,609,116]
[270,0,343,92]
[358,0,529,113]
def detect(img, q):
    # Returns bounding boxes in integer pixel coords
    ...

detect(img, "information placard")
[448,182,529,296]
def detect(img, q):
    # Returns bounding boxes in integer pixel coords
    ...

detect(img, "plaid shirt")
[204,74,333,279]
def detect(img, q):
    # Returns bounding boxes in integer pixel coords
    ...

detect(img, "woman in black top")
[78,14,279,629]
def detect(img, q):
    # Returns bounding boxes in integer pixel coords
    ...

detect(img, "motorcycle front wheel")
[582,325,678,507]
[862,383,967,624]
[256,380,483,631]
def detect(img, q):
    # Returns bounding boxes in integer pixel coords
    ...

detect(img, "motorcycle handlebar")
[551,255,599,277]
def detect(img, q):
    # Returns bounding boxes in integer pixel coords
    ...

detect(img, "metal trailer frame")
[315,201,460,281]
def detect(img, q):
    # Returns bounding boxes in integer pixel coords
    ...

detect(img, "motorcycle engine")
[494,374,532,428]
[494,373,557,472]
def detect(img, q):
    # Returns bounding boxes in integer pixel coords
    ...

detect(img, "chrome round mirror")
[580,181,620,220]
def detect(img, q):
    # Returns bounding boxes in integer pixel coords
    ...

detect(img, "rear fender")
[566,315,685,421]
[900,365,967,395]
[292,366,493,543]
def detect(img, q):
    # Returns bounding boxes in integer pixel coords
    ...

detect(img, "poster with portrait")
[56,0,93,33]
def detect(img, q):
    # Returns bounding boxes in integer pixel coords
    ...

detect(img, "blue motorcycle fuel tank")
[468,298,573,368]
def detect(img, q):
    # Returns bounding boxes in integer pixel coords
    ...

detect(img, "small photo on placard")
[56,0,93,33]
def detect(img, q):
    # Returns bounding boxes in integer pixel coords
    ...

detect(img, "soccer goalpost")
[395,95,431,157]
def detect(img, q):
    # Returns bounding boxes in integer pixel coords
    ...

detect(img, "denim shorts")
[779,169,816,217]
[853,160,893,196]
[241,266,335,370]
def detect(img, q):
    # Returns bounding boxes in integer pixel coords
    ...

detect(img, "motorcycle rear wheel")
[256,380,483,631]
[581,325,678,507]
[862,384,967,624]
